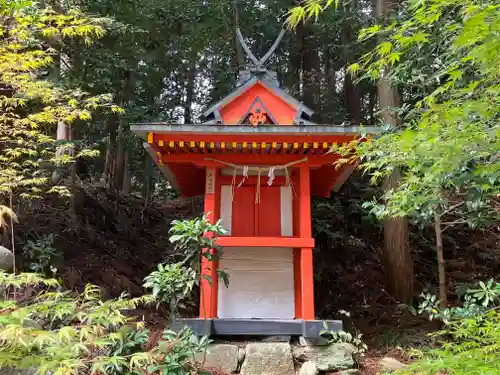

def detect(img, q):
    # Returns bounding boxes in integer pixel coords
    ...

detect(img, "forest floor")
[12,183,500,375]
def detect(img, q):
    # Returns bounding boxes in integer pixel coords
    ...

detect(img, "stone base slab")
[172,318,342,338]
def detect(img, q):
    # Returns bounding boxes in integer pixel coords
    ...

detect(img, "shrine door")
[217,184,295,319]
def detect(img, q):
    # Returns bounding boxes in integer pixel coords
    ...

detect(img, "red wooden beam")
[153,133,357,145]
[161,153,340,168]
[216,236,314,248]
[298,166,315,320]
[200,168,220,319]
[299,247,315,320]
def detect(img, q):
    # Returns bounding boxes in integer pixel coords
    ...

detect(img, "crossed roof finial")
[236,27,286,69]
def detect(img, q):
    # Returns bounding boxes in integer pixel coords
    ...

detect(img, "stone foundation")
[196,338,358,375]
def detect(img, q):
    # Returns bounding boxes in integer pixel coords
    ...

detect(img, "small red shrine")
[132,29,375,337]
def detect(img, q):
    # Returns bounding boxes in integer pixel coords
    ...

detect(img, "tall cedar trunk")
[324,48,337,111]
[122,150,130,195]
[50,45,73,184]
[105,113,119,189]
[111,71,134,191]
[341,21,362,125]
[102,141,113,185]
[434,214,447,306]
[302,26,321,115]
[233,0,245,70]
[68,126,77,222]
[184,61,196,124]
[377,0,414,302]
[289,22,304,98]
[343,73,362,125]
[50,50,65,150]
[113,126,126,191]
[368,90,376,124]
[143,153,153,203]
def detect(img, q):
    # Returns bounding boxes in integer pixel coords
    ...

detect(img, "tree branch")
[442,220,468,232]
[441,201,465,216]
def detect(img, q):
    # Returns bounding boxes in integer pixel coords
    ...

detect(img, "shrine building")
[131,29,376,338]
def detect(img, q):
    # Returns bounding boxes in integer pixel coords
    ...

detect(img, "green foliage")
[169,214,229,286]
[320,322,368,355]
[334,0,499,228]
[0,272,214,375]
[287,0,339,26]
[0,3,121,200]
[394,279,500,374]
[143,263,197,315]
[150,328,211,375]
[414,279,500,324]
[169,214,227,265]
[23,234,61,275]
[144,214,228,317]
[398,311,500,375]
[106,328,150,375]
[0,272,155,375]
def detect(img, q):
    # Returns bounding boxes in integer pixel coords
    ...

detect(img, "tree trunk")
[184,61,196,124]
[109,71,134,192]
[105,113,119,190]
[233,0,245,71]
[122,150,131,196]
[288,21,304,98]
[113,124,126,191]
[143,153,153,204]
[368,90,376,125]
[343,72,362,125]
[341,22,362,125]
[68,126,77,223]
[377,0,414,303]
[302,27,321,115]
[324,48,337,110]
[434,213,447,307]
[102,140,112,186]
[50,46,71,184]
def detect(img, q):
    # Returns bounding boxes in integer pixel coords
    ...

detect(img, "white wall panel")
[217,247,294,319]
[220,185,233,234]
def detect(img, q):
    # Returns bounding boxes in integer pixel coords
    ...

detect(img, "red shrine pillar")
[200,167,220,318]
[297,166,315,320]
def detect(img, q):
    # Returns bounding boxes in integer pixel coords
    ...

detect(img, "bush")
[397,311,500,375]
[143,263,197,315]
[23,234,61,275]
[398,279,500,374]
[0,272,211,375]
[414,278,500,323]
[143,214,230,317]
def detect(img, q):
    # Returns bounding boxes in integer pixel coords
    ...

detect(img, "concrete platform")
[172,318,343,338]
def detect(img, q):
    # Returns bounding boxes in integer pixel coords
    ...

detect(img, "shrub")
[144,214,229,316]
[397,311,500,375]
[414,279,500,323]
[23,234,61,275]
[398,280,500,374]
[0,272,215,375]
[168,213,227,268]
[0,271,155,375]
[143,263,197,315]
[150,328,211,375]
[320,320,368,355]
